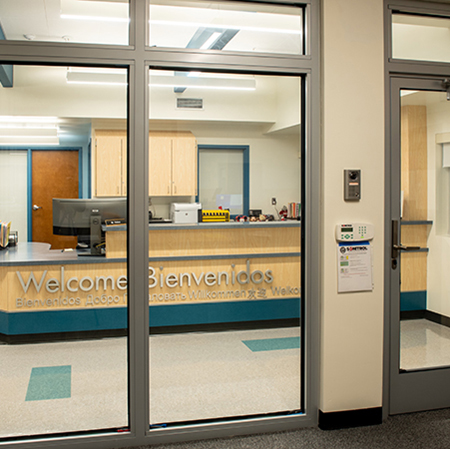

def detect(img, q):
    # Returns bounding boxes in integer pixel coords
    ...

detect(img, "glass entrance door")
[390,77,450,414]
[148,70,304,426]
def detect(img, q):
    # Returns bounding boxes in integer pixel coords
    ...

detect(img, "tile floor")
[3,319,450,439]
[0,327,301,439]
[400,319,450,370]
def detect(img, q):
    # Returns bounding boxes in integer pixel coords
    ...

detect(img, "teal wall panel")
[0,298,301,335]
[400,291,426,312]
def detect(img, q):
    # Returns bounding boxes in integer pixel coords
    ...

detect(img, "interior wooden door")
[31,150,79,249]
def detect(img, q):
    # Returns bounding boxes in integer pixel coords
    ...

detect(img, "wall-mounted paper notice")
[337,242,373,293]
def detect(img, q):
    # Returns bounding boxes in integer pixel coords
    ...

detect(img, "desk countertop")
[0,242,121,267]
[104,220,301,232]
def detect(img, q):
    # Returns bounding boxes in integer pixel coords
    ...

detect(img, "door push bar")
[391,220,420,261]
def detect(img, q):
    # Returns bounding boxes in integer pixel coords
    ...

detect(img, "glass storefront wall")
[148,70,303,425]
[0,65,129,438]
[0,0,318,446]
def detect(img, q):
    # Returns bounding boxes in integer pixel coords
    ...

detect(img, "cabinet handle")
[117,186,119,194]
[174,185,177,194]
[167,185,170,194]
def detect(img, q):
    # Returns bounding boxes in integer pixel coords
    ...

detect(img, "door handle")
[392,220,420,259]
[32,205,42,211]
[393,244,421,251]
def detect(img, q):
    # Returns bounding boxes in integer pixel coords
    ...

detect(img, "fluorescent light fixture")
[149,19,302,35]
[66,68,254,91]
[60,0,129,23]
[0,128,58,138]
[0,137,59,146]
[200,32,222,49]
[0,116,59,123]
[0,124,57,130]
[67,70,127,86]
[67,67,125,75]
[0,120,60,145]
[61,14,129,23]
[149,75,256,91]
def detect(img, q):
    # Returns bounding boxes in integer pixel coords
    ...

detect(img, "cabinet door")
[121,136,127,196]
[172,134,197,196]
[95,132,123,197]
[149,133,172,196]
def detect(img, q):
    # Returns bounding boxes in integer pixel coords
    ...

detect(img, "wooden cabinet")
[93,129,196,198]
[149,131,197,196]
[94,130,127,197]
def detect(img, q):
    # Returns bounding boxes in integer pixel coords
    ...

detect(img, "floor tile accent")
[25,365,72,401]
[242,336,301,352]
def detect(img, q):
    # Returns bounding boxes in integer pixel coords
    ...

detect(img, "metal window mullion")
[145,51,312,72]
[0,44,136,65]
[388,60,450,77]
[128,0,150,445]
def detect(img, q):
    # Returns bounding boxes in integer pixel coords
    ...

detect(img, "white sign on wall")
[337,242,373,293]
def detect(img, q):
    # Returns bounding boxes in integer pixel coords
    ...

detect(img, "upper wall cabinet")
[149,131,197,196]
[94,129,127,197]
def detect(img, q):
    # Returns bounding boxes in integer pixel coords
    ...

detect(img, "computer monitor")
[53,198,127,256]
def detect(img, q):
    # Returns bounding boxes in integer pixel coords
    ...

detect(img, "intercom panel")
[344,169,361,201]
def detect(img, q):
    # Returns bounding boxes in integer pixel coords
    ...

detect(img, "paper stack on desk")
[0,220,11,248]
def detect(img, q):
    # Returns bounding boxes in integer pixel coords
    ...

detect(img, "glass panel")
[149,1,303,55]
[0,0,129,46]
[0,151,27,241]
[148,70,302,425]
[392,13,450,63]
[0,65,128,438]
[199,148,244,216]
[399,89,450,370]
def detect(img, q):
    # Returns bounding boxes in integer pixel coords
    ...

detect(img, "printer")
[170,203,202,224]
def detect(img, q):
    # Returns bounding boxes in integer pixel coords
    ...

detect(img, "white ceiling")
[0,0,128,45]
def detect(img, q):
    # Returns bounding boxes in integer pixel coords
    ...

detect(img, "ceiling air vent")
[177,98,203,110]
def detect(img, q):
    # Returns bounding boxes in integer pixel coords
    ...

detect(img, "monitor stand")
[77,213,104,257]
[90,213,103,256]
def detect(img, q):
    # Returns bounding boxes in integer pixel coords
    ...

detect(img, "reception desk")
[0,222,301,340]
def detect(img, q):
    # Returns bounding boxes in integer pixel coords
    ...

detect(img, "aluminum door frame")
[388,75,450,414]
